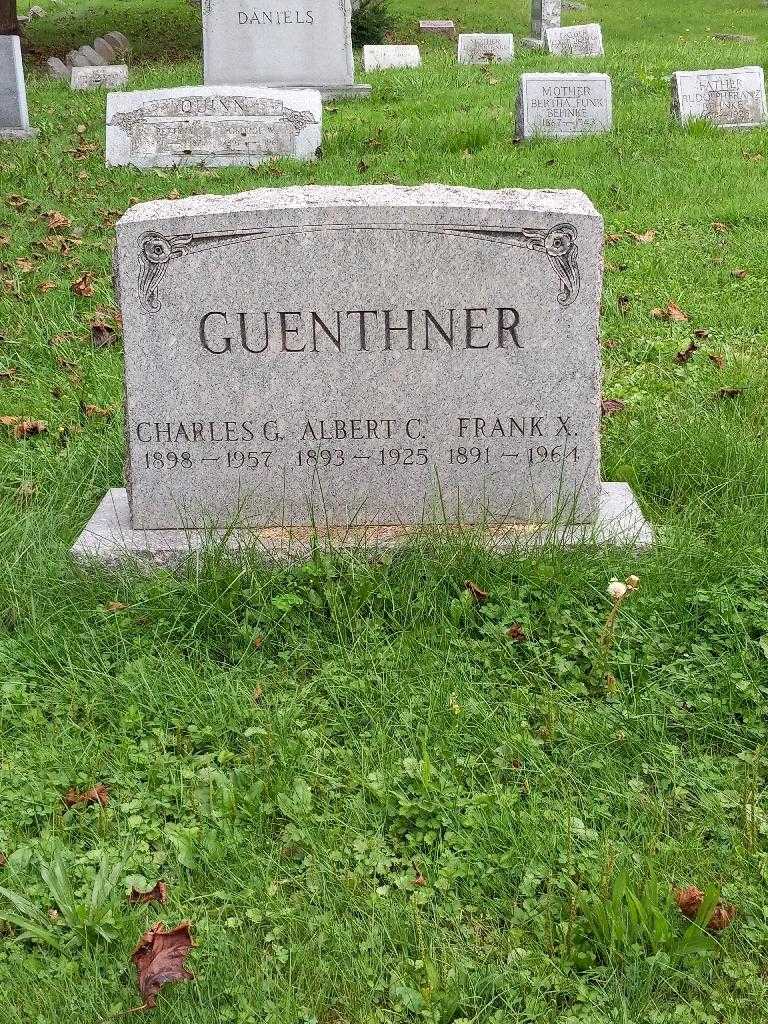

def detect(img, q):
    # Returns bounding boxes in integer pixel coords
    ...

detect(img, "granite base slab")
[298,83,371,100]
[0,127,37,140]
[72,483,654,567]
[521,37,545,50]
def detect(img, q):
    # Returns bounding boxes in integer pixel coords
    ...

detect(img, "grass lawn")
[1,0,768,1020]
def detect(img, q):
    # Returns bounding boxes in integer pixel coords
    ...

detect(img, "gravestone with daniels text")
[73,184,651,562]
[202,0,370,99]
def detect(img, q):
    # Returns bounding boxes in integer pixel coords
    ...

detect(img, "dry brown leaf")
[71,272,95,297]
[104,601,128,612]
[15,257,35,273]
[17,481,39,502]
[731,268,748,279]
[0,235,10,247]
[0,367,17,382]
[674,886,736,931]
[0,417,47,439]
[38,281,57,293]
[81,403,115,419]
[64,784,109,808]
[601,338,618,349]
[90,323,118,348]
[42,210,72,232]
[652,301,689,323]
[605,233,623,245]
[357,159,369,174]
[129,881,168,906]
[708,353,725,369]
[717,387,744,399]
[0,852,6,867]
[464,580,489,604]
[266,164,284,178]
[7,195,29,210]
[131,921,195,1010]
[617,295,631,314]
[674,341,699,365]
[693,328,711,340]
[506,623,527,642]
[166,190,181,200]
[601,398,626,417]
[627,228,657,243]
[711,221,729,233]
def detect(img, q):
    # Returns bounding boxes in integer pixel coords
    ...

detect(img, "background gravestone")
[71,64,128,90]
[106,86,322,167]
[517,73,612,138]
[544,23,604,56]
[524,0,561,49]
[202,0,370,99]
[458,34,515,65]
[671,67,767,128]
[0,35,35,139]
[363,45,421,70]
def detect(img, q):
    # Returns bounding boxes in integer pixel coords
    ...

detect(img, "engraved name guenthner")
[108,95,317,158]
[135,223,581,314]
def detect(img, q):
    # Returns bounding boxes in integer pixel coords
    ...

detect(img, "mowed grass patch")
[1,0,768,1020]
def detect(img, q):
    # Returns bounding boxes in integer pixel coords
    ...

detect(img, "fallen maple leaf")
[81,403,115,419]
[7,195,28,210]
[711,221,729,233]
[674,886,736,931]
[42,210,72,231]
[605,233,623,245]
[601,338,618,349]
[0,416,47,439]
[708,353,725,369]
[0,367,17,382]
[731,268,748,279]
[601,398,626,417]
[103,601,128,612]
[652,301,689,323]
[90,323,118,348]
[15,257,35,273]
[0,235,10,247]
[131,921,195,1009]
[38,281,57,293]
[693,328,711,340]
[674,341,699,365]
[464,580,489,604]
[717,387,744,399]
[71,272,95,297]
[129,881,168,906]
[64,784,109,808]
[506,623,527,642]
[627,228,657,243]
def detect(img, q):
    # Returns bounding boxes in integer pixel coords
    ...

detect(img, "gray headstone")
[104,31,130,52]
[419,20,455,36]
[71,64,129,91]
[671,67,767,128]
[93,37,117,63]
[457,34,515,65]
[517,73,612,138]
[0,36,34,139]
[202,0,368,98]
[532,0,561,38]
[544,23,604,56]
[47,57,70,80]
[363,45,421,70]
[66,50,91,68]
[106,86,322,168]
[110,184,604,532]
[78,44,108,66]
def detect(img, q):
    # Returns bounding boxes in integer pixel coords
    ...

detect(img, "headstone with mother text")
[202,0,370,99]
[517,73,612,138]
[72,184,652,563]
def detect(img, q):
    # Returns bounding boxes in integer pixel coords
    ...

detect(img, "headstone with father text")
[73,184,652,562]
[0,36,35,140]
[105,86,322,167]
[517,73,612,138]
[671,67,767,128]
[202,0,370,99]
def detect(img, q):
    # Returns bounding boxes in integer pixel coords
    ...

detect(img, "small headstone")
[419,20,455,36]
[103,31,130,53]
[712,34,756,44]
[363,45,422,71]
[93,37,118,63]
[0,36,35,140]
[202,0,370,100]
[66,50,91,68]
[71,183,653,563]
[71,64,129,91]
[457,34,515,65]
[78,44,108,67]
[544,23,604,57]
[47,57,70,80]
[523,0,561,49]
[106,86,322,168]
[671,67,767,128]
[517,72,612,138]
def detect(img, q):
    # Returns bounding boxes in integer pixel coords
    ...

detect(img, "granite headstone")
[106,86,322,167]
[457,34,515,65]
[419,20,455,36]
[0,36,35,140]
[517,73,612,138]
[523,0,560,49]
[202,0,370,99]
[671,67,767,128]
[544,23,604,56]
[71,65,129,90]
[363,45,422,70]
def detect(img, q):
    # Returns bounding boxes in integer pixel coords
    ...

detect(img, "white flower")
[607,579,627,601]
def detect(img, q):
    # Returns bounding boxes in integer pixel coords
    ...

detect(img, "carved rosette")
[136,222,581,313]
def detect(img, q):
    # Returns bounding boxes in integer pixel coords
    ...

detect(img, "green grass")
[1,0,768,1020]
